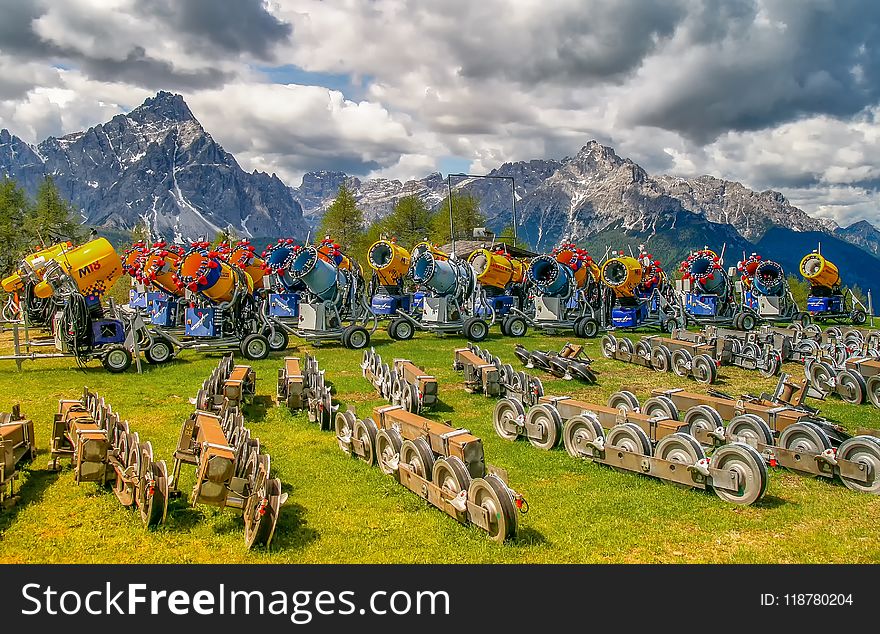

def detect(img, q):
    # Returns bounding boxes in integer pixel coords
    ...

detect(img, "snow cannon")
[411,241,447,264]
[316,237,355,272]
[527,255,575,298]
[177,243,252,304]
[289,245,347,304]
[262,239,303,291]
[798,250,866,323]
[33,238,123,304]
[227,240,266,289]
[368,239,411,287]
[736,253,762,290]
[800,252,841,291]
[680,249,726,295]
[600,256,643,298]
[2,241,73,293]
[752,260,786,297]
[468,248,524,290]
[122,242,149,278]
[602,249,681,330]
[552,243,598,289]
[140,241,185,296]
[412,252,475,301]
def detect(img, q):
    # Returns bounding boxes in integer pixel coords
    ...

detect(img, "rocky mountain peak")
[0,91,307,241]
[128,91,196,125]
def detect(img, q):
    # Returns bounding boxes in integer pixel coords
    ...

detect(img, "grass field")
[1,327,878,564]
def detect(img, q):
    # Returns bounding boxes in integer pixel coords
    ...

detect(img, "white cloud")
[2,0,880,229]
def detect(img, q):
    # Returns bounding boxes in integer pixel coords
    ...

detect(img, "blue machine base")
[129,288,148,309]
[612,303,649,328]
[147,291,178,327]
[92,319,126,345]
[476,295,515,318]
[371,294,411,316]
[685,293,719,317]
[185,306,219,337]
[269,293,300,318]
[807,295,844,314]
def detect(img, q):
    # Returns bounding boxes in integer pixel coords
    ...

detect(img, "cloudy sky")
[1,0,878,227]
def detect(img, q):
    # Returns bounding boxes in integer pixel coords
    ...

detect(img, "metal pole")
[510,176,518,246]
[447,173,519,249]
[447,175,455,259]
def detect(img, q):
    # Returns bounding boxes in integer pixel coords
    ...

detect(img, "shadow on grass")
[244,396,273,423]
[0,465,60,533]
[428,399,454,414]
[754,494,789,509]
[268,500,320,551]
[165,497,207,530]
[512,526,549,547]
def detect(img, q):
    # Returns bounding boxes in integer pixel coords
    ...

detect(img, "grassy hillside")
[1,327,878,564]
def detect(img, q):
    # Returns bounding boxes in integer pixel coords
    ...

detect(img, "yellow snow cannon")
[368,239,411,287]
[468,248,525,290]
[600,255,643,298]
[33,238,122,301]
[2,241,73,293]
[799,252,841,290]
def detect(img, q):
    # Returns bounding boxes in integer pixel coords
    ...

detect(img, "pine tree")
[430,191,486,244]
[130,219,151,243]
[498,224,528,249]
[26,177,84,246]
[211,224,238,249]
[318,183,365,252]
[383,195,432,248]
[0,177,32,276]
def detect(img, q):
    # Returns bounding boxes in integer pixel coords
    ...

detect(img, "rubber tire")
[388,317,414,341]
[342,325,371,349]
[266,328,289,352]
[505,316,528,337]
[740,312,757,331]
[144,339,173,364]
[102,345,132,373]
[240,333,270,360]
[463,317,489,342]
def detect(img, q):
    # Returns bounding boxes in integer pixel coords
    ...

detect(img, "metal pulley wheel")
[524,403,563,450]
[562,414,605,460]
[493,398,524,441]
[467,474,517,542]
[836,435,880,494]
[711,442,768,505]
[778,421,832,477]
[607,390,640,412]
[375,428,403,476]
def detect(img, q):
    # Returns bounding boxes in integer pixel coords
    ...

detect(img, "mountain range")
[0,92,308,241]
[1,91,878,294]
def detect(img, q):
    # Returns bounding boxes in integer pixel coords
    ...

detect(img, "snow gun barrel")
[368,239,411,287]
[227,240,266,289]
[33,237,122,300]
[600,256,643,298]
[262,239,302,291]
[752,259,786,296]
[799,252,840,290]
[140,243,185,296]
[177,243,252,303]
[1,241,74,293]
[467,248,524,290]
[527,254,574,297]
[680,249,727,295]
[289,245,345,303]
[411,251,474,300]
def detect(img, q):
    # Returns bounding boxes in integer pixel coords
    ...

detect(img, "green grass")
[1,326,878,563]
